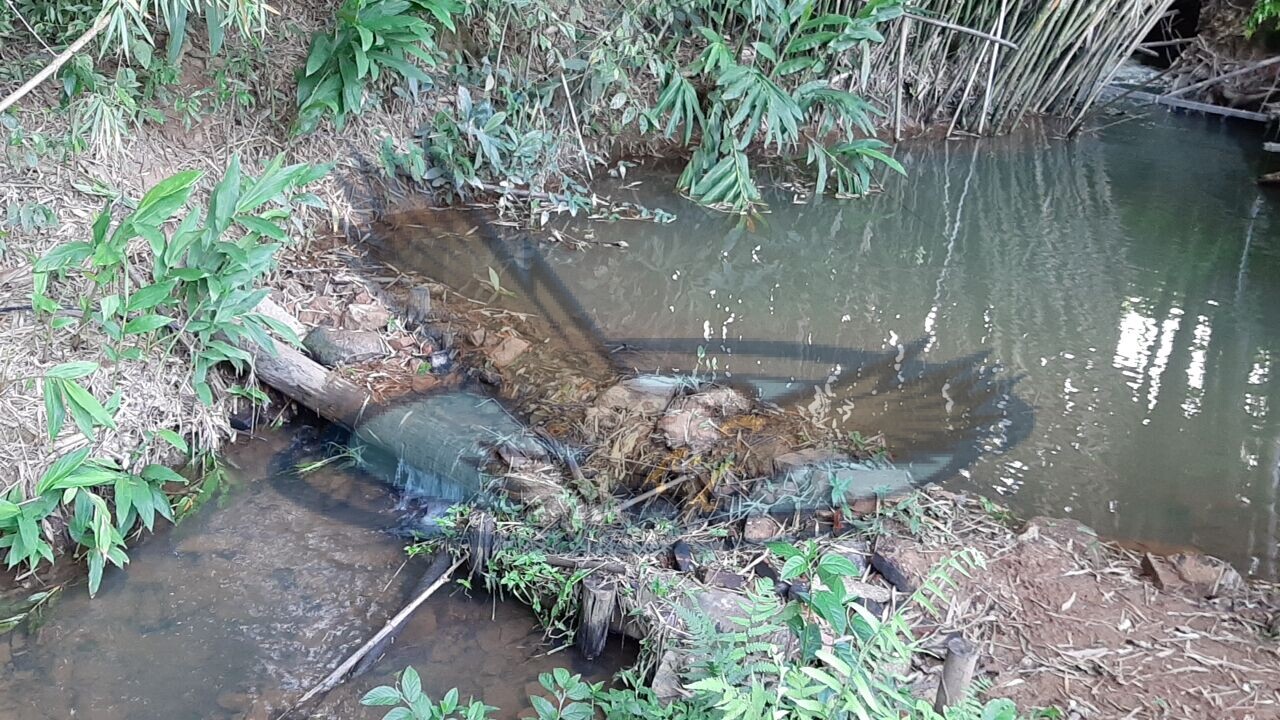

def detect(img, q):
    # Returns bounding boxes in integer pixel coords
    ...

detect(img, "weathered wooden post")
[468,512,497,578]
[577,574,617,660]
[934,634,979,713]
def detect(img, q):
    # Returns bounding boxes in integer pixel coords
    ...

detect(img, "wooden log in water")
[468,512,497,577]
[245,299,374,428]
[933,635,979,713]
[577,574,618,660]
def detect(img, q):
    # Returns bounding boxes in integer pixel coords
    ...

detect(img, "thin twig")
[284,555,466,714]
[904,12,1018,50]
[0,11,111,115]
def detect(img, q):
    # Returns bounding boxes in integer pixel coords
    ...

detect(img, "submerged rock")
[658,386,751,452]
[746,449,914,512]
[488,336,531,368]
[303,327,387,367]
[595,376,684,414]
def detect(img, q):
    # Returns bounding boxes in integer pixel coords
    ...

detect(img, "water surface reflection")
[373,115,1280,574]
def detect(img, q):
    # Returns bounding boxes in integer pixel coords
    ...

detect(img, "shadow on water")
[370,111,1280,575]
[368,191,1035,496]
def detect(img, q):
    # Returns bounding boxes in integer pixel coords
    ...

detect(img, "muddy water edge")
[0,425,631,720]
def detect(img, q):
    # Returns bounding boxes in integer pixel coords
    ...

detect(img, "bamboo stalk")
[894,17,910,141]
[905,11,1019,49]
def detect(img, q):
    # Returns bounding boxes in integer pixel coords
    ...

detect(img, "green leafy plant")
[528,668,601,720]
[648,0,906,211]
[11,156,326,593]
[34,153,328,402]
[360,666,497,719]
[295,0,459,133]
[1248,0,1280,35]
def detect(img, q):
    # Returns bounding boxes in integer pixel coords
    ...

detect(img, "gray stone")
[303,327,386,367]
[651,650,685,703]
[595,376,684,414]
[343,303,393,332]
[742,515,780,543]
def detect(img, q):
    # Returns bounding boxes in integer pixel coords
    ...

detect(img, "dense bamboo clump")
[862,0,1175,135]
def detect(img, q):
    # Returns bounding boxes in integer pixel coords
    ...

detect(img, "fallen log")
[246,298,374,428]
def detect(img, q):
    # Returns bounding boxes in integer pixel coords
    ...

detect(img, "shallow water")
[375,113,1280,575]
[0,420,628,720]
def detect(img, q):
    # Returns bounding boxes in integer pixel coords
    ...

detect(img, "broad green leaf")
[235,215,285,240]
[126,280,177,311]
[45,361,98,380]
[208,155,243,233]
[154,428,189,454]
[400,666,421,703]
[36,447,92,495]
[34,242,93,273]
[124,314,174,335]
[43,379,65,440]
[359,686,403,706]
[141,464,187,486]
[61,379,117,432]
[132,170,202,229]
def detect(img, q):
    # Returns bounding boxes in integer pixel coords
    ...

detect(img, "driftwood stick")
[351,551,455,678]
[560,72,593,180]
[0,11,111,114]
[289,555,466,712]
[617,474,695,512]
[545,555,628,574]
[933,635,979,712]
[1161,55,1280,99]
[577,574,618,660]
[904,12,1018,50]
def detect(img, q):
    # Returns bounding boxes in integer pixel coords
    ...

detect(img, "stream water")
[376,112,1280,576]
[0,421,630,720]
[2,107,1278,720]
